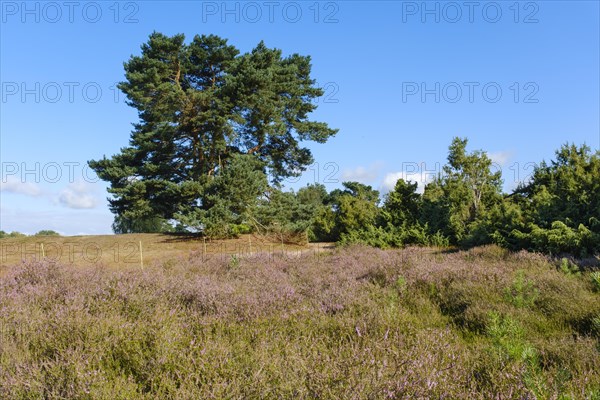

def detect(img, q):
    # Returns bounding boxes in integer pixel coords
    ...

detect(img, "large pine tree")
[89,33,337,233]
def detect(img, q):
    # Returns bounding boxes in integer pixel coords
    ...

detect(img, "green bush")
[486,311,529,361]
[539,222,594,256]
[504,270,539,309]
[338,224,450,249]
[338,225,402,249]
[33,230,61,237]
[510,144,600,257]
[427,231,451,248]
[0,231,26,238]
[558,258,581,277]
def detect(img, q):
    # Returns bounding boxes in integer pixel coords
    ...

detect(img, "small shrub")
[486,311,527,360]
[558,257,581,277]
[33,230,61,236]
[505,270,539,308]
[338,226,402,249]
[228,254,240,269]
[394,276,407,294]
[427,231,451,248]
[485,311,543,396]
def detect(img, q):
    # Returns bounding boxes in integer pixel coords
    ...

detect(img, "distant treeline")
[111,137,599,257]
[0,230,60,238]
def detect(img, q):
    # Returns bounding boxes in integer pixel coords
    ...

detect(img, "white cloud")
[489,151,512,166]
[341,162,383,183]
[0,176,43,197]
[381,171,433,194]
[58,181,98,209]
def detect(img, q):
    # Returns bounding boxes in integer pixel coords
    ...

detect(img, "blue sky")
[1,0,599,235]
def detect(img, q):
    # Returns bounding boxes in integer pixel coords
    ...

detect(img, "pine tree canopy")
[88,32,338,232]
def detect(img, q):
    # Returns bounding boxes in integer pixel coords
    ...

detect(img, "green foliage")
[338,223,449,249]
[252,187,317,244]
[512,221,599,257]
[394,276,407,294]
[228,254,240,269]
[33,230,61,237]
[510,144,600,256]
[112,215,174,234]
[0,231,27,238]
[427,231,451,248]
[356,137,504,250]
[329,179,451,249]
[486,311,528,360]
[89,33,337,234]
[296,184,336,242]
[421,138,503,247]
[462,200,525,249]
[558,258,581,277]
[411,139,600,256]
[485,310,577,398]
[326,182,380,241]
[504,270,539,308]
[309,205,337,242]
[91,101,600,258]
[173,154,268,238]
[338,225,402,249]
[380,179,420,227]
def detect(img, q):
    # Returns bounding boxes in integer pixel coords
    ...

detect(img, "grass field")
[1,240,599,398]
[0,234,326,273]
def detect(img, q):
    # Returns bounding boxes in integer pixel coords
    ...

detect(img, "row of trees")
[89,33,599,256]
[211,137,597,257]
[0,230,60,238]
[96,135,600,256]
[331,138,600,257]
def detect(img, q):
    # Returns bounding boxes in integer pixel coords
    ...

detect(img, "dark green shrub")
[33,230,61,237]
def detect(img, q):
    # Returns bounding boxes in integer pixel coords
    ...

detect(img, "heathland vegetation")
[1,246,599,398]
